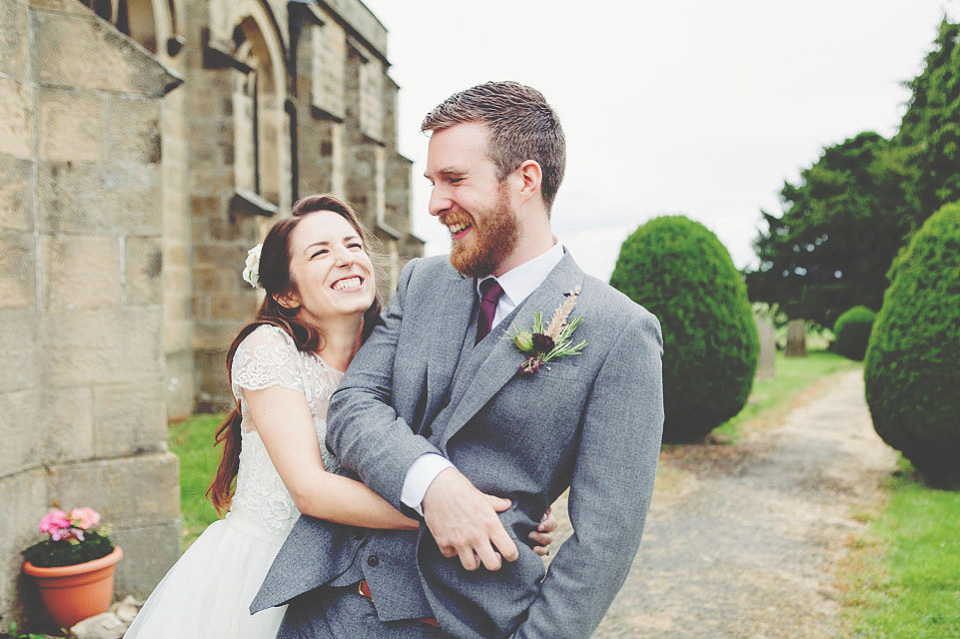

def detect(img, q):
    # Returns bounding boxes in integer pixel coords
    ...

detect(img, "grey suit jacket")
[252,252,664,639]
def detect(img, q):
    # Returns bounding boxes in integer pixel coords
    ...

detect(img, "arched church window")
[231,19,280,207]
[76,0,160,54]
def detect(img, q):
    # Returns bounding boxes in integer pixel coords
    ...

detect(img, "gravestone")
[785,319,807,357]
[755,317,776,380]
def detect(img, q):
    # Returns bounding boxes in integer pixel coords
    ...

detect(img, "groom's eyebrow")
[424,168,466,181]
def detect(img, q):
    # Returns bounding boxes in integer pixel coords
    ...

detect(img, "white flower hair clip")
[242,243,263,289]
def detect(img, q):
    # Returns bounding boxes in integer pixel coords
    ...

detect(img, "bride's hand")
[529,507,559,556]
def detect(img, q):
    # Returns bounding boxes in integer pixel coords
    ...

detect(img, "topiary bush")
[610,215,759,443]
[833,305,876,361]
[864,202,960,488]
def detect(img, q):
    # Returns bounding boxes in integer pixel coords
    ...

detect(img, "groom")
[252,81,664,638]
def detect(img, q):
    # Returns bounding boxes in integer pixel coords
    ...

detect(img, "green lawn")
[167,413,226,548]
[841,459,960,638]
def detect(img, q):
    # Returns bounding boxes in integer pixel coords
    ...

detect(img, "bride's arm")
[245,384,419,531]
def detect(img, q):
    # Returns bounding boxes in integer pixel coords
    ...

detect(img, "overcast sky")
[361,0,958,281]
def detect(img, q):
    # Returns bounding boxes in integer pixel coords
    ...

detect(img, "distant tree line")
[746,18,960,328]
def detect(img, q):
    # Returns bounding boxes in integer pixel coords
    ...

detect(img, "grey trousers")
[278,587,450,639]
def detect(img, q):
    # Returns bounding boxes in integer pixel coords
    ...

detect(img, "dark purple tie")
[475,278,504,344]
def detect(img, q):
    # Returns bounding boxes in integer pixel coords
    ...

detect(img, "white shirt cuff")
[401,453,454,515]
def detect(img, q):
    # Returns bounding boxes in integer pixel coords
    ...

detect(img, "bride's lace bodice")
[228,325,344,536]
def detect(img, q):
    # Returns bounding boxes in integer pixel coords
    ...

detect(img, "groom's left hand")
[422,467,518,571]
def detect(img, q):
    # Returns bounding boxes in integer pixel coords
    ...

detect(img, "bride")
[124,195,555,638]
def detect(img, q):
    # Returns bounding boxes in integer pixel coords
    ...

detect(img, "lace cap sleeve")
[231,325,305,401]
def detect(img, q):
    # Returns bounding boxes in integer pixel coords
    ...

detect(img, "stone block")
[41,307,163,386]
[0,468,48,617]
[92,382,167,458]
[163,289,192,323]
[111,521,181,598]
[40,234,121,310]
[163,243,190,270]
[37,161,162,235]
[193,264,243,293]
[210,292,258,320]
[107,96,162,165]
[194,243,248,270]
[191,195,220,218]
[26,0,91,16]
[0,308,40,392]
[40,386,95,464]
[0,154,33,231]
[193,319,243,350]
[32,9,180,98]
[124,236,163,305]
[0,1,28,79]
[785,319,807,357]
[47,453,180,529]
[187,166,232,194]
[164,349,196,421]
[36,86,107,163]
[191,292,210,319]
[70,612,127,639]
[755,317,777,381]
[163,197,190,242]
[0,76,32,159]
[0,389,42,476]
[0,229,35,308]
[194,347,232,407]
[163,317,193,353]
[208,215,258,242]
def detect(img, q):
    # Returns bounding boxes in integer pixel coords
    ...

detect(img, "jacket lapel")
[438,252,585,450]
[421,270,476,427]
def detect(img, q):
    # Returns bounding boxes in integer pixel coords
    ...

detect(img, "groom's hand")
[422,467,518,571]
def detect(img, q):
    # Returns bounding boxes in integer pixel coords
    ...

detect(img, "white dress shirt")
[399,240,566,513]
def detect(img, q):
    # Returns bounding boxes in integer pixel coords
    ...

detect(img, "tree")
[747,17,960,328]
[745,132,912,327]
[864,202,960,487]
[896,18,960,221]
[611,216,758,443]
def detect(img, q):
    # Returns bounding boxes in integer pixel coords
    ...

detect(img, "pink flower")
[38,509,70,538]
[69,507,100,530]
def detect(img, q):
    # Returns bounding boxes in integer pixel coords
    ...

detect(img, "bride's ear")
[274,291,300,312]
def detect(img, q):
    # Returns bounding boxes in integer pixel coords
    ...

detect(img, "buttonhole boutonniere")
[508,286,587,377]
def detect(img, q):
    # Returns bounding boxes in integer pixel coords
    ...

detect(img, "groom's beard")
[449,185,520,278]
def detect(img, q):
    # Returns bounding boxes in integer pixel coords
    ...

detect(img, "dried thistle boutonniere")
[509,286,587,377]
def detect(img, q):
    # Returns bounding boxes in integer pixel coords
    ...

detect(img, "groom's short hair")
[421,81,566,211]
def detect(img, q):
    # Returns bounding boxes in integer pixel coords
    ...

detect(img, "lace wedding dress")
[125,325,344,638]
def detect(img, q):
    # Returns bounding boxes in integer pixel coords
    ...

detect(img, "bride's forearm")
[289,471,419,530]
[242,386,418,531]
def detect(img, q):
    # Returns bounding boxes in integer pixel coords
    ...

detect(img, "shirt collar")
[476,239,565,307]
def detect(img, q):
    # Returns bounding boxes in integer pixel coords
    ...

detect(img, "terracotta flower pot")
[23,546,123,628]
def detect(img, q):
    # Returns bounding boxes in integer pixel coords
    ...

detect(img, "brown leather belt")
[357,579,440,629]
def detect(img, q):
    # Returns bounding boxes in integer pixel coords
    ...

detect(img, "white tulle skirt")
[124,511,289,639]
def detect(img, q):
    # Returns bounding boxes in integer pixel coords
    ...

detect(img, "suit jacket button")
[367,555,379,567]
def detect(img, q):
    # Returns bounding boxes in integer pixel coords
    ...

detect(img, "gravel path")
[549,368,898,638]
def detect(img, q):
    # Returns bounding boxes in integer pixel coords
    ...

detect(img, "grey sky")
[362,0,958,281]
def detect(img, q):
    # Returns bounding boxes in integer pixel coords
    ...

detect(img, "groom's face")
[425,122,520,278]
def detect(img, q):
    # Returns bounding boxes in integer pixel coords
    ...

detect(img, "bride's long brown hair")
[206,194,382,514]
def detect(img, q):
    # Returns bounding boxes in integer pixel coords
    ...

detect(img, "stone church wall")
[0,0,420,624]
[0,0,182,623]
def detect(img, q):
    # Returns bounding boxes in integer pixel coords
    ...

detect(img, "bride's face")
[280,211,376,326]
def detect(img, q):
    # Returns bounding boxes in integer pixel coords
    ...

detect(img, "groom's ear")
[515,159,543,204]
